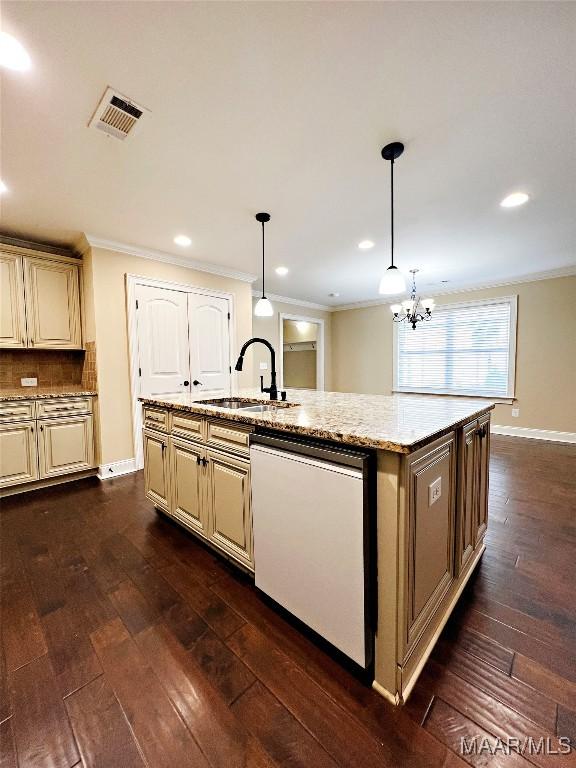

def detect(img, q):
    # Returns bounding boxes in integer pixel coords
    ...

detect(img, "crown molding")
[85,235,258,284]
[251,290,332,312]
[332,265,576,311]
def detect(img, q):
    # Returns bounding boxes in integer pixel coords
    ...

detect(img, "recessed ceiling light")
[358,240,375,250]
[174,235,192,247]
[329,292,340,298]
[0,32,31,72]
[0,180,7,194]
[500,192,529,208]
[296,321,309,333]
[275,266,289,276]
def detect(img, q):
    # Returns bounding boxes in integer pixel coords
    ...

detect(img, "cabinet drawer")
[36,397,92,418]
[171,412,205,442]
[143,407,169,432]
[207,419,254,456]
[0,400,35,422]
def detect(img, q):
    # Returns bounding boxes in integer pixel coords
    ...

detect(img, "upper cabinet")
[0,252,27,348]
[0,246,83,350]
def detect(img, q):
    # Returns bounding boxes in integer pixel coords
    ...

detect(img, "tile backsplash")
[0,341,98,390]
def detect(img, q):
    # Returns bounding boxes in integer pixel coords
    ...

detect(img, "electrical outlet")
[512,407,520,418]
[21,377,38,387]
[429,477,442,506]
[259,362,268,370]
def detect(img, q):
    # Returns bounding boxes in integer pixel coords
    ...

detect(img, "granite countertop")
[0,387,98,401]
[140,389,494,453]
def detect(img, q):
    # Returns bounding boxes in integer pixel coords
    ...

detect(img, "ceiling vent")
[88,87,149,140]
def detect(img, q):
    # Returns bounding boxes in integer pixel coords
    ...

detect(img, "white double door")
[135,285,231,399]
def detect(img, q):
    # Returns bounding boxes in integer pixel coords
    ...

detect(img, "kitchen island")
[139,388,493,705]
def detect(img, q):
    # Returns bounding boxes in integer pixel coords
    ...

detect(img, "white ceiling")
[2,1,575,306]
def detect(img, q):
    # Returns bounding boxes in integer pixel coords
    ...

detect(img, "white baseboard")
[97,458,138,480]
[491,425,576,444]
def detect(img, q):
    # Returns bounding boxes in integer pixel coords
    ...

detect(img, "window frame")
[392,295,518,400]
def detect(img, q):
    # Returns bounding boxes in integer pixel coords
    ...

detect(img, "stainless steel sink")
[197,397,296,412]
[198,399,258,409]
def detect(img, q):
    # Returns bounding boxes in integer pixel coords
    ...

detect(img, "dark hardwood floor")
[1,435,574,767]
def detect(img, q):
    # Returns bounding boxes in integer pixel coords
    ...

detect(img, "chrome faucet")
[234,337,278,400]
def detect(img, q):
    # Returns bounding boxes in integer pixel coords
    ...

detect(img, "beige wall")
[88,246,254,464]
[252,298,332,391]
[332,276,576,433]
[284,350,317,389]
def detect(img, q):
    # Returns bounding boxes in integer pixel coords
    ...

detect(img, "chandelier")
[390,269,435,330]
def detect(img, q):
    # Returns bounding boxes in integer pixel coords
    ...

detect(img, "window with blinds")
[394,296,517,398]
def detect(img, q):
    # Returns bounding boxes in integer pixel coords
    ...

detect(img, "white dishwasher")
[250,433,374,669]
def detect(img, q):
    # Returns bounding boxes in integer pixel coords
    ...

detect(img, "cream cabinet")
[38,414,94,478]
[0,246,83,350]
[170,436,207,536]
[143,428,170,512]
[206,448,252,568]
[143,411,254,570]
[0,421,39,488]
[0,252,26,348]
[456,413,490,571]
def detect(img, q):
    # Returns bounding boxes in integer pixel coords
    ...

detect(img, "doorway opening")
[279,314,325,391]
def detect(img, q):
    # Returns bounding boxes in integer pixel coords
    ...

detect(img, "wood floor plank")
[512,655,576,711]
[136,623,276,768]
[440,624,514,674]
[90,617,211,768]
[1,570,48,673]
[18,542,65,617]
[232,680,339,768]
[424,697,533,768]
[65,676,146,768]
[190,627,255,705]
[9,654,79,768]
[161,561,246,638]
[557,708,576,748]
[0,718,17,768]
[108,579,159,636]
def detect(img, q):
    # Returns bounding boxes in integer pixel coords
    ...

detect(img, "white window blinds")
[395,297,517,398]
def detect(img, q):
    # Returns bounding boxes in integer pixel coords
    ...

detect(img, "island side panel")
[373,449,403,703]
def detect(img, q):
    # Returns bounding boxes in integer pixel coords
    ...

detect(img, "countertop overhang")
[0,388,98,401]
[139,389,494,453]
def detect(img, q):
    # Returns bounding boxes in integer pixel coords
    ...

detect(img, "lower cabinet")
[0,421,39,487]
[456,413,490,572]
[170,436,207,536]
[206,448,252,569]
[38,415,94,478]
[143,428,170,512]
[403,433,456,656]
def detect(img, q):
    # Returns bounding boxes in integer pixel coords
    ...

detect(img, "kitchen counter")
[139,388,494,453]
[0,387,97,401]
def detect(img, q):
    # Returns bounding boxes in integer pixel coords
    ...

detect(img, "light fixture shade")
[379,266,406,295]
[421,298,435,311]
[254,297,273,317]
[0,32,32,71]
[390,304,402,314]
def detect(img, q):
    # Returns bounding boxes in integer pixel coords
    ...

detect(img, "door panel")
[170,438,207,536]
[0,252,26,348]
[456,420,477,574]
[188,294,231,396]
[0,421,38,487]
[404,434,456,654]
[38,415,94,478]
[206,449,252,568]
[24,258,82,348]
[143,428,169,511]
[136,285,190,397]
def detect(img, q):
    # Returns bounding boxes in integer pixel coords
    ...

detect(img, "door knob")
[193,380,202,386]
[183,380,190,386]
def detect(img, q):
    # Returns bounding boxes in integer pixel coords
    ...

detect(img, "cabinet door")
[206,448,253,569]
[403,433,456,654]
[475,414,490,546]
[24,257,82,348]
[0,421,38,487]
[0,252,26,348]
[456,419,477,574]
[38,415,94,478]
[170,438,207,536]
[143,428,170,511]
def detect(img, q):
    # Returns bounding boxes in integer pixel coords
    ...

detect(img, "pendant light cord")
[261,221,265,297]
[390,158,395,268]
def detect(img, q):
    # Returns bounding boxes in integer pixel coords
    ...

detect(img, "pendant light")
[254,212,273,317]
[379,142,407,295]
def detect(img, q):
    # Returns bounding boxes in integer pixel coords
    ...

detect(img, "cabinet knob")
[202,457,207,467]
[196,455,201,465]
[183,380,190,387]
[193,380,202,386]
